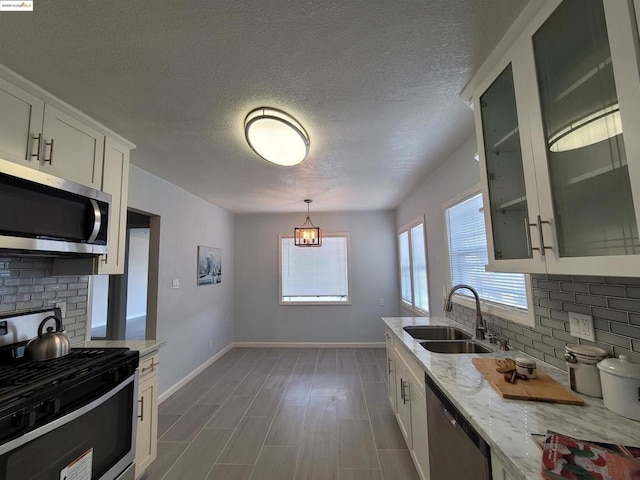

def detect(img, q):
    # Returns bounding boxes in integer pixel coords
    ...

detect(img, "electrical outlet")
[172,279,180,289]
[55,302,67,318]
[378,297,384,306]
[568,312,595,342]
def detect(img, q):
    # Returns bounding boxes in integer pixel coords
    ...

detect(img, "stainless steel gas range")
[0,309,139,480]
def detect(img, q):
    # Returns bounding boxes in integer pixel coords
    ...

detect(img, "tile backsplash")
[447,274,640,370]
[0,257,89,342]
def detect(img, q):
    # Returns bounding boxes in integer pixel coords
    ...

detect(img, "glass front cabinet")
[473,0,640,276]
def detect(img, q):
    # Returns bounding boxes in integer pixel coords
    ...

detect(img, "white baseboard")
[158,343,233,404]
[232,342,386,348]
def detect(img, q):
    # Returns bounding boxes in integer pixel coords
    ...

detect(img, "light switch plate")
[568,312,595,342]
[172,279,180,289]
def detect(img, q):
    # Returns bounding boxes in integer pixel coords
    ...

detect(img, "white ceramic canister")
[515,357,537,379]
[597,355,640,421]
[564,344,609,398]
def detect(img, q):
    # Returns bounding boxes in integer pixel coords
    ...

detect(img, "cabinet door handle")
[400,377,405,401]
[138,397,144,421]
[525,217,539,256]
[536,215,553,257]
[402,380,409,404]
[141,361,159,374]
[31,133,42,161]
[43,138,54,164]
[387,357,393,374]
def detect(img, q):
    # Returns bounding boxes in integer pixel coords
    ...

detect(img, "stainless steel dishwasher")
[426,374,492,479]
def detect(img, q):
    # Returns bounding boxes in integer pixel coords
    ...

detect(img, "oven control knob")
[12,409,36,428]
[41,398,61,415]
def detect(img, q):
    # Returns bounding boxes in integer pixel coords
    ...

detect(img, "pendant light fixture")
[548,104,622,153]
[294,199,322,247]
[244,107,310,166]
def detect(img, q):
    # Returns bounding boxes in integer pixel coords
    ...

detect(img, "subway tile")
[592,307,628,324]
[533,324,553,336]
[612,346,640,363]
[541,335,566,349]
[532,289,550,299]
[548,291,575,303]
[574,275,605,284]
[543,354,567,370]
[550,310,569,322]
[534,306,551,318]
[538,299,563,310]
[540,317,567,330]
[574,294,607,308]
[522,329,543,342]
[593,319,609,332]
[610,322,640,340]
[553,330,577,343]
[515,335,533,347]
[630,314,640,326]
[523,346,544,361]
[589,284,626,297]
[633,339,640,352]
[608,298,640,313]
[605,276,640,285]
[532,340,555,356]
[627,286,640,299]
[537,280,560,290]
[507,323,524,335]
[561,283,589,294]
[547,274,574,282]
[562,303,591,315]
[594,330,632,349]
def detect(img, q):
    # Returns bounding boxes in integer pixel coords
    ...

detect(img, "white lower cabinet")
[491,452,517,480]
[388,337,430,480]
[135,351,160,478]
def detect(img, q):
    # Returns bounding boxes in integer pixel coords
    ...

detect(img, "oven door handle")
[0,373,136,455]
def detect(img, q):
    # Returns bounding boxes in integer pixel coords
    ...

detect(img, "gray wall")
[0,257,89,342]
[397,134,640,367]
[396,135,481,314]
[234,210,400,343]
[126,165,235,394]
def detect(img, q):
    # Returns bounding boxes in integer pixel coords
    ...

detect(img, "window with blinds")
[444,192,528,310]
[398,218,429,314]
[280,235,350,304]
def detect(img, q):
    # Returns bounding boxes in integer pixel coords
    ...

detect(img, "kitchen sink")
[419,340,492,354]
[403,326,472,341]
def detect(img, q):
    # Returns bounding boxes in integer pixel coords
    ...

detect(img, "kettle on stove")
[24,315,70,361]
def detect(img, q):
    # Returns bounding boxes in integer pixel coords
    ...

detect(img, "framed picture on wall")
[197,246,222,285]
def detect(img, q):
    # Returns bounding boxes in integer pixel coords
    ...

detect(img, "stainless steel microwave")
[0,158,111,256]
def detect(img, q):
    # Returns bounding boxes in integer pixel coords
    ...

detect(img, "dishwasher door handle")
[442,406,457,427]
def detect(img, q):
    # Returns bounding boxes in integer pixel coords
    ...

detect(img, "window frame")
[278,232,352,306]
[397,216,430,316]
[442,184,534,327]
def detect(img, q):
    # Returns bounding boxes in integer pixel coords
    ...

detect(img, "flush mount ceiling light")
[294,199,322,247]
[244,107,310,166]
[548,104,622,153]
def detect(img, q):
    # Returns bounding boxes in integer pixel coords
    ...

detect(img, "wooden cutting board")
[472,358,585,405]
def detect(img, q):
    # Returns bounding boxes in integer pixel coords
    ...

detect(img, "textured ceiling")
[0,0,527,214]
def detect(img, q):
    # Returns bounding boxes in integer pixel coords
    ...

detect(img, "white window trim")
[442,184,535,327]
[278,232,352,306]
[398,215,430,316]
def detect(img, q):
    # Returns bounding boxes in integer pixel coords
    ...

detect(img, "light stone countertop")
[74,339,166,357]
[382,316,640,480]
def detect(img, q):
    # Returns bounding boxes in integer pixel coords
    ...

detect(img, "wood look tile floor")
[141,347,419,480]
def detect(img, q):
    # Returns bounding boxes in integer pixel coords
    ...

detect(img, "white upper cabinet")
[472,0,640,276]
[0,77,44,168]
[99,138,130,275]
[41,105,104,189]
[0,70,111,190]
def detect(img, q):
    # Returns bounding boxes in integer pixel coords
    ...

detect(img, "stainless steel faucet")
[444,284,486,340]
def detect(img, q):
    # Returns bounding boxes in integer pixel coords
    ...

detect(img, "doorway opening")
[90,209,160,340]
